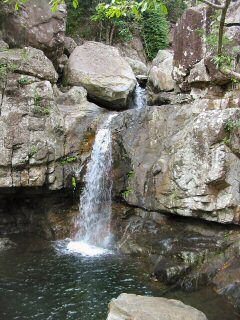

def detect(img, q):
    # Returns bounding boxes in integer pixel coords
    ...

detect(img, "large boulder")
[112,97,240,225]
[107,294,208,320]
[65,41,137,110]
[148,50,175,92]
[0,0,66,62]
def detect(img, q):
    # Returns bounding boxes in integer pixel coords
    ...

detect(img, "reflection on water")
[0,235,239,320]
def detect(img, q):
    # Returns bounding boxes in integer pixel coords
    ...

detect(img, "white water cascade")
[133,83,146,110]
[68,114,116,256]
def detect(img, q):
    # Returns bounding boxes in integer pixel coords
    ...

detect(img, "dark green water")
[0,235,239,320]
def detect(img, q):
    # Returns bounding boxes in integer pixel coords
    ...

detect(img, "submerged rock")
[0,238,16,251]
[107,293,208,320]
[65,41,137,110]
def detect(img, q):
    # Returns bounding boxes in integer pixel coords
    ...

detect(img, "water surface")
[0,235,239,320]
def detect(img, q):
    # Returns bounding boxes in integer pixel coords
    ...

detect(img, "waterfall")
[73,114,116,252]
[133,83,146,110]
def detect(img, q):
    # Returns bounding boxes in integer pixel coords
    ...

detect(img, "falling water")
[133,83,146,110]
[69,114,116,255]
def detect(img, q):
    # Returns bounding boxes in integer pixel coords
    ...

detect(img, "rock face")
[112,99,240,225]
[107,294,208,320]
[0,46,105,190]
[65,41,137,110]
[173,3,240,91]
[0,0,66,62]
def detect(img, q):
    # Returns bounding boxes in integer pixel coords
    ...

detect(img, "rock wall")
[0,46,106,190]
[112,99,240,225]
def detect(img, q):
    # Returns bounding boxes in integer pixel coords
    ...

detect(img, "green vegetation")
[223,119,240,145]
[17,75,31,86]
[122,187,133,198]
[32,89,50,115]
[141,6,169,60]
[72,175,77,191]
[60,155,78,165]
[163,0,186,23]
[0,62,18,80]
[29,145,38,157]
[127,170,134,178]
[224,119,240,133]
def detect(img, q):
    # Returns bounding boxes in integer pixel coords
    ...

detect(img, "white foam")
[67,241,111,257]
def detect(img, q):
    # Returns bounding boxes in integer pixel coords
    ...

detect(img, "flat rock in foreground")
[65,42,136,110]
[107,293,208,320]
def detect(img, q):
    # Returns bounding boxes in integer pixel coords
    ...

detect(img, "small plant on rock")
[32,89,50,116]
[17,75,31,86]
[60,155,78,166]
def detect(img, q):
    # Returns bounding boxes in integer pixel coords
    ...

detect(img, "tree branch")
[199,0,225,9]
[220,66,240,80]
[218,0,231,55]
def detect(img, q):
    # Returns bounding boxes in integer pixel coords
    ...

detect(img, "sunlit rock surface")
[65,41,137,110]
[107,293,208,320]
[112,101,240,225]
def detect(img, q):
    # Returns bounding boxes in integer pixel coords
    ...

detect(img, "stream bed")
[0,234,239,320]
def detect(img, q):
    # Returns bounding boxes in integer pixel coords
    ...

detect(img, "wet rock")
[65,41,136,110]
[148,91,192,106]
[0,188,79,239]
[0,238,16,250]
[107,293,208,320]
[113,204,225,285]
[178,230,240,310]
[0,0,66,62]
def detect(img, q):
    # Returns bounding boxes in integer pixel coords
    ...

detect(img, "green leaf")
[15,1,19,11]
[72,0,78,9]
[160,3,168,15]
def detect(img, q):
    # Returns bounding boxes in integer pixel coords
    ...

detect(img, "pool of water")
[0,235,239,320]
